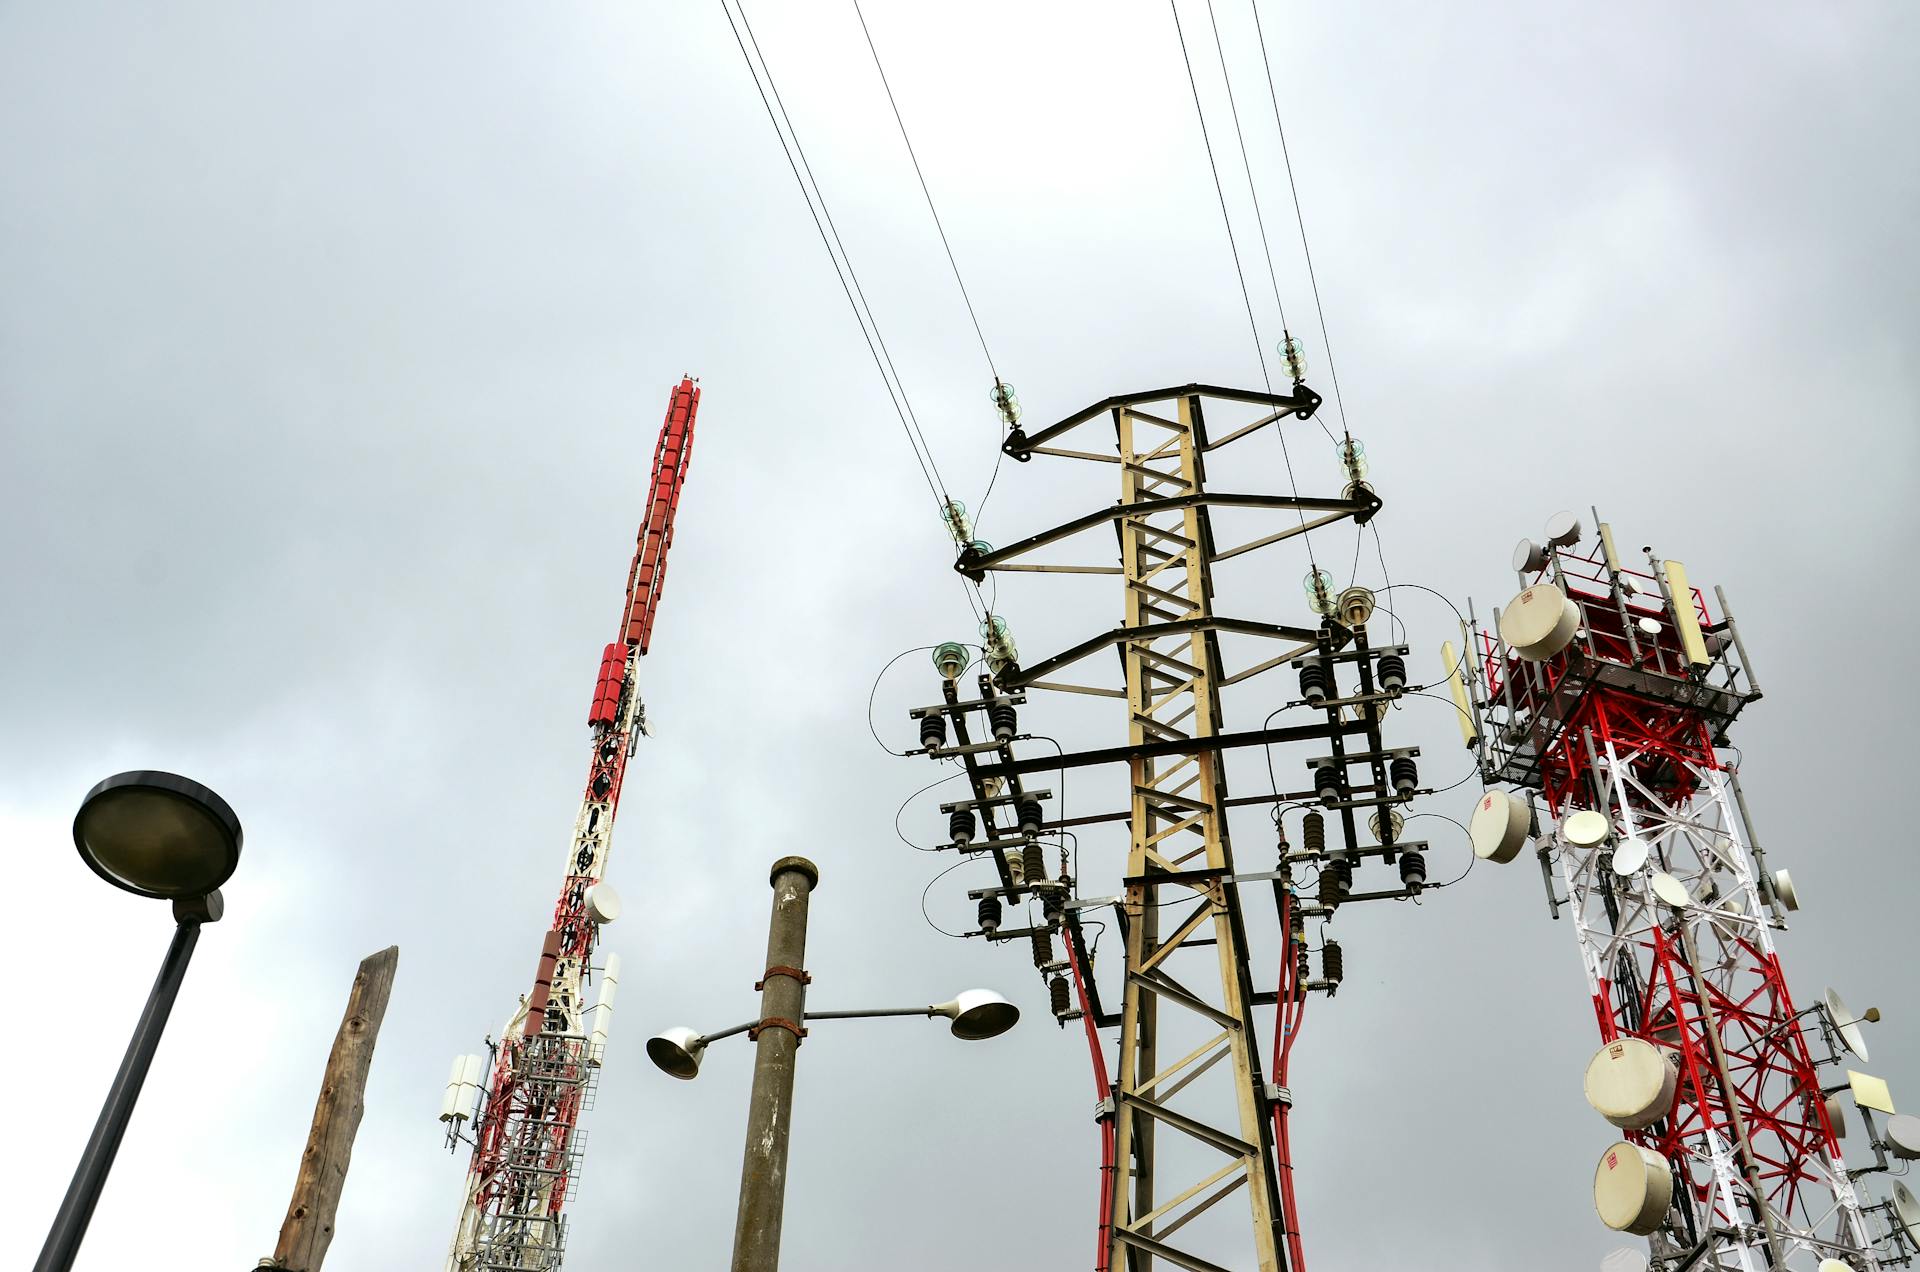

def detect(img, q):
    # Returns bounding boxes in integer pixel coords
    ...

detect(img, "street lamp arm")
[696,1005,958,1048]
[696,1021,759,1047]
[801,1006,939,1023]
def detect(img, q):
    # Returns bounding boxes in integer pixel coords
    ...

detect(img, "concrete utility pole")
[730,857,818,1272]
[263,945,399,1272]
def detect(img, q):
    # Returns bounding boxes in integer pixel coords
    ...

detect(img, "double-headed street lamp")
[35,771,242,1272]
[645,988,1020,1078]
[646,857,1019,1272]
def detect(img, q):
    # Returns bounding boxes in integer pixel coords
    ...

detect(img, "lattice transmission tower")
[1455,512,1920,1271]
[908,382,1437,1272]
[438,378,703,1272]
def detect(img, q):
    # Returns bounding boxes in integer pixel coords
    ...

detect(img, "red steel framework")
[444,378,702,1272]
[1467,520,1889,1270]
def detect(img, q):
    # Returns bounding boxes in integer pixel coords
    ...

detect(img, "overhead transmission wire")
[1202,0,1291,351]
[1247,0,1348,447]
[1169,0,1319,574]
[1243,0,1413,637]
[851,0,1013,535]
[721,0,984,622]
[853,0,998,386]
[1169,1,1270,392]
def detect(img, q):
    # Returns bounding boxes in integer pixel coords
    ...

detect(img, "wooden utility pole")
[263,945,399,1272]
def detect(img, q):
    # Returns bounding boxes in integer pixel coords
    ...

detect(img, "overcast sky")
[3,3,1916,1270]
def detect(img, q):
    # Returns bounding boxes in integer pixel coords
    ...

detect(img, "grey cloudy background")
[3,2,1916,1269]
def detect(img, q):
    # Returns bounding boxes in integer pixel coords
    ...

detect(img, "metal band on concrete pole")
[730,856,818,1272]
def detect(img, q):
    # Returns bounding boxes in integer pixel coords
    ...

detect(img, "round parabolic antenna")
[1772,869,1801,912]
[1500,584,1581,661]
[1564,810,1611,848]
[1894,1181,1920,1244]
[1513,538,1547,573]
[1818,1261,1852,1272]
[1884,1112,1920,1161]
[1710,896,1746,938]
[1470,790,1530,863]
[1823,988,1870,1062]
[1545,510,1582,547]
[1600,1249,1650,1272]
[1824,1092,1848,1140]
[1594,1141,1673,1235]
[1649,872,1692,909]
[1585,1038,1679,1130]
[585,882,622,925]
[1611,838,1650,876]
[1636,616,1662,637]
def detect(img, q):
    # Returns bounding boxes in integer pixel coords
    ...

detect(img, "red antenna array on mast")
[441,377,703,1272]
[622,378,700,655]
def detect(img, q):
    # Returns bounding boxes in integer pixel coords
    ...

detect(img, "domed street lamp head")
[646,1027,708,1080]
[73,771,242,901]
[931,989,1020,1041]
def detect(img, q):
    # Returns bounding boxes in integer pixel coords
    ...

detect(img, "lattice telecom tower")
[438,378,703,1272]
[1456,512,1920,1271]
[908,382,1437,1272]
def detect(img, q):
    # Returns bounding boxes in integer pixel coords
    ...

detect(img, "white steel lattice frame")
[1473,534,1887,1271]
[447,378,701,1272]
[466,1034,596,1272]
[449,661,640,1272]
[1554,745,1876,1270]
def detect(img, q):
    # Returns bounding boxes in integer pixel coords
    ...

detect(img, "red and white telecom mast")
[1456,511,1916,1270]
[439,378,703,1272]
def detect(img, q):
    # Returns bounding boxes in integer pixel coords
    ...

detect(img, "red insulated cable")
[1270,887,1308,1271]
[1065,926,1116,1272]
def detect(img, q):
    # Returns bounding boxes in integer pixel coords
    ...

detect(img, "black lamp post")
[34,771,242,1272]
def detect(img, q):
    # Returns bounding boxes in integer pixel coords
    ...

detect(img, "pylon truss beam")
[970,716,1369,782]
[1003,381,1320,456]
[956,491,1376,581]
[996,616,1320,693]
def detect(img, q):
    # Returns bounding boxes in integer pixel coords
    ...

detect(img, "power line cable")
[849,0,1013,570]
[895,769,966,853]
[722,0,986,620]
[1247,0,1349,442]
[725,2,944,506]
[851,0,999,386]
[868,643,944,755]
[921,855,986,938]
[1202,0,1290,341]
[1169,0,1318,571]
[1168,0,1270,391]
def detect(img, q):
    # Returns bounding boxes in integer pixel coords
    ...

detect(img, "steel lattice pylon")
[1103,393,1287,1271]
[915,383,1429,1272]
[1105,393,1282,1268]
[442,378,703,1272]
[1465,523,1907,1271]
